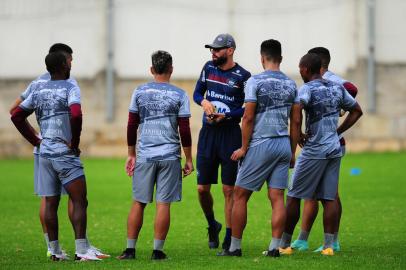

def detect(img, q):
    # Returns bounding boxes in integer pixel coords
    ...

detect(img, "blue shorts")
[34,153,67,196]
[38,155,85,197]
[236,137,291,191]
[287,155,341,201]
[196,125,241,186]
[132,160,182,203]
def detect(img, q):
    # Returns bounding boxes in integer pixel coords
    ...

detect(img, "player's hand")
[339,109,346,117]
[182,159,194,178]
[201,99,215,116]
[212,113,226,123]
[72,148,81,157]
[290,155,296,168]
[205,116,215,124]
[299,132,309,148]
[231,148,246,161]
[125,156,136,177]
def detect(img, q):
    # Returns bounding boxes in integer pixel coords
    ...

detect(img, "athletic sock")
[280,233,292,248]
[205,213,217,228]
[153,239,165,251]
[224,227,231,242]
[333,232,339,243]
[229,237,241,252]
[44,233,50,250]
[75,238,88,254]
[127,238,137,249]
[297,230,310,241]
[323,233,334,249]
[268,237,281,251]
[49,240,61,255]
[86,233,91,247]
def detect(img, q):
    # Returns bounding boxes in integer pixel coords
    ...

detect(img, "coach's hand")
[231,148,246,161]
[125,156,136,177]
[182,159,194,177]
[201,99,215,116]
[212,113,225,123]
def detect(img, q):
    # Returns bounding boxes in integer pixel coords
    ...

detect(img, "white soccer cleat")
[50,252,70,261]
[89,245,110,259]
[75,249,102,261]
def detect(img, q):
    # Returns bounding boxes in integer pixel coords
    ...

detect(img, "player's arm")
[178,117,194,177]
[289,103,303,168]
[231,102,256,161]
[337,102,363,136]
[69,104,82,156]
[11,107,41,146]
[9,97,23,115]
[126,112,139,176]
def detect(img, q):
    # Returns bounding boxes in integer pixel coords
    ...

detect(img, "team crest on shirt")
[227,79,236,88]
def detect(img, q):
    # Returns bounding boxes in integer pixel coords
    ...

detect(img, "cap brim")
[205,44,226,49]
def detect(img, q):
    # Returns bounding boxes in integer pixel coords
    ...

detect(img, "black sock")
[224,228,231,242]
[205,213,216,228]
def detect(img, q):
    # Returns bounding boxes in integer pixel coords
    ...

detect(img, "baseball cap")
[205,33,236,49]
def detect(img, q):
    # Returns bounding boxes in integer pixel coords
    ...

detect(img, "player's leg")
[291,199,318,251]
[316,157,341,255]
[268,188,286,254]
[218,125,241,250]
[151,160,182,260]
[119,161,155,259]
[334,194,342,250]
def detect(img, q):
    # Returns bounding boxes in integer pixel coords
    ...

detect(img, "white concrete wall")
[0,0,405,80]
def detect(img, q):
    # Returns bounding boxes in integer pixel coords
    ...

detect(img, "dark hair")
[45,52,67,74]
[151,50,172,74]
[260,39,282,62]
[300,53,322,75]
[49,43,73,54]
[308,47,330,69]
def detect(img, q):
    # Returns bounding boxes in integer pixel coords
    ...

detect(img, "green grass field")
[1,152,405,269]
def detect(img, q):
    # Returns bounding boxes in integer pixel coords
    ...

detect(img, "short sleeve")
[68,86,81,105]
[179,92,191,117]
[129,89,138,113]
[244,77,257,103]
[20,82,35,100]
[297,84,311,105]
[19,92,35,112]
[340,86,357,111]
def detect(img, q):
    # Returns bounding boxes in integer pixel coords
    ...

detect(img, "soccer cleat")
[221,238,231,251]
[263,249,280,257]
[47,249,52,258]
[279,246,293,255]
[291,239,309,251]
[89,245,110,259]
[321,247,334,256]
[151,250,167,260]
[117,248,135,260]
[50,252,69,261]
[75,249,102,261]
[207,221,222,249]
[314,242,340,252]
[217,249,242,257]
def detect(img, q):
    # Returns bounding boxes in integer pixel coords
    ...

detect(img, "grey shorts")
[287,155,341,201]
[132,159,182,203]
[38,155,85,197]
[236,137,291,191]
[34,154,67,196]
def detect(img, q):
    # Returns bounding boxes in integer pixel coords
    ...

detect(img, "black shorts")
[196,125,241,186]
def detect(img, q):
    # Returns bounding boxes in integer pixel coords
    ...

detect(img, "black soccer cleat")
[217,248,242,257]
[264,249,280,257]
[208,221,222,249]
[117,248,135,260]
[222,238,231,251]
[151,249,167,260]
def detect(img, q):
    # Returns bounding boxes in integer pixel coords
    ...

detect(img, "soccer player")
[218,39,297,257]
[118,50,193,260]
[193,33,251,251]
[290,47,358,252]
[9,43,108,259]
[11,52,101,261]
[280,53,363,256]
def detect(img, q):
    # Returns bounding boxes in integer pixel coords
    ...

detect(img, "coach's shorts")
[236,137,291,191]
[196,125,241,186]
[287,155,341,201]
[34,153,67,196]
[132,159,182,203]
[38,155,85,197]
